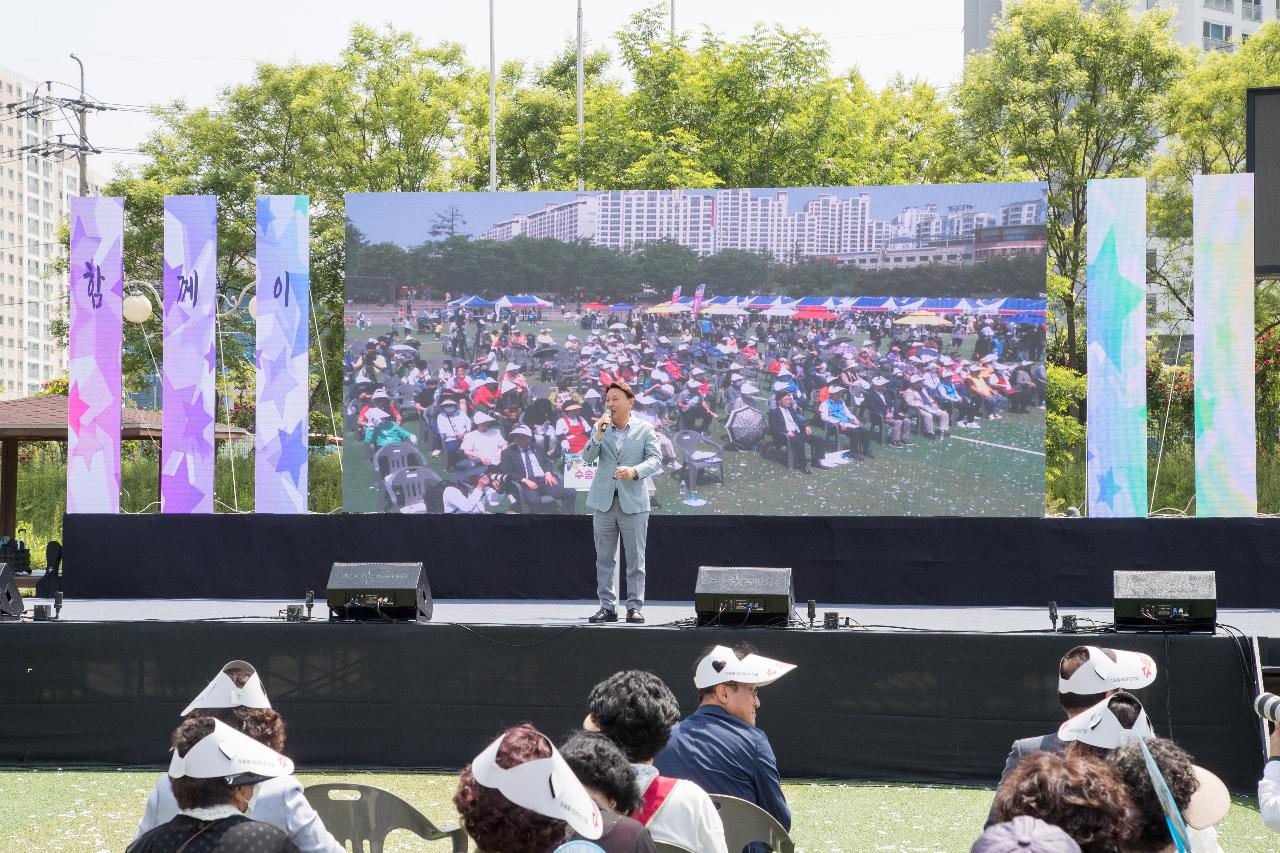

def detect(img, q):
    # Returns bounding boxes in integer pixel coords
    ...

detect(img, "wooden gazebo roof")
[0,395,250,441]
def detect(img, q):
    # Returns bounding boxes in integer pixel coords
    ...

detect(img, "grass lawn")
[344,319,1045,516]
[2,768,1270,852]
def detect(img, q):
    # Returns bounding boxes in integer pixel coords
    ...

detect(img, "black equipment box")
[695,566,794,627]
[1113,570,1216,634]
[327,562,432,622]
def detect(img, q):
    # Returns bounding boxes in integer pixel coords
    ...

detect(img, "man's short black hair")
[1058,645,1108,713]
[695,642,758,699]
[586,670,680,762]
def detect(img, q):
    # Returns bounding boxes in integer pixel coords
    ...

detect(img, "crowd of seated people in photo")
[342,306,1048,511]
[127,642,1277,853]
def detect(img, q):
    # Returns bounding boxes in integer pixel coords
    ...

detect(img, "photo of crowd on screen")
[340,186,1049,517]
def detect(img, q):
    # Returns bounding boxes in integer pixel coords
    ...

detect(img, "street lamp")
[120,280,257,324]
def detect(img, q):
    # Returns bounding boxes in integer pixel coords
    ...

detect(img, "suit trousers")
[593,494,649,611]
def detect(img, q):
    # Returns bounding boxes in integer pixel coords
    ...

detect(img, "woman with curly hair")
[1107,737,1229,853]
[127,717,298,853]
[135,660,341,853]
[455,723,604,853]
[560,731,656,853]
[991,752,1138,853]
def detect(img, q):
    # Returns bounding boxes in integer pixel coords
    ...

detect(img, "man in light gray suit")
[582,380,663,624]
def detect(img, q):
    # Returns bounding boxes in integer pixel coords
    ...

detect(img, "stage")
[2,597,1270,792]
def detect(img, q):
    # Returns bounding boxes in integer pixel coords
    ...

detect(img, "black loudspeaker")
[1248,87,1280,276]
[326,562,432,622]
[0,563,23,618]
[694,566,794,627]
[1113,570,1216,634]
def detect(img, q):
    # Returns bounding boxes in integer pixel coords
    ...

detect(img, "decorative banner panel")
[67,196,124,513]
[1194,173,1256,517]
[255,195,311,513]
[1085,178,1147,518]
[162,196,217,514]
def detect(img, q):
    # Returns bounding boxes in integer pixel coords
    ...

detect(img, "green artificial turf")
[343,319,1045,515]
[1,769,1271,852]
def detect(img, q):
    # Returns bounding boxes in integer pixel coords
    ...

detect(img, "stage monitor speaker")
[1113,570,1216,634]
[694,566,794,627]
[0,563,22,618]
[326,562,432,622]
[1248,86,1280,276]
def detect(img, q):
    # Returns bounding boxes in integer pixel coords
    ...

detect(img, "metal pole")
[489,0,497,192]
[577,0,585,192]
[670,0,675,40]
[70,53,87,195]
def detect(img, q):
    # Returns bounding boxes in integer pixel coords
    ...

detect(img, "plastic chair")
[384,466,443,513]
[373,442,429,484]
[708,794,795,853]
[653,842,697,853]
[673,429,725,490]
[303,783,468,853]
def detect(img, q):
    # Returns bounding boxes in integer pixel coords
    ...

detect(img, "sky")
[347,183,1048,249]
[1,0,965,181]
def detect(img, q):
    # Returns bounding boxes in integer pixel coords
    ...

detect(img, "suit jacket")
[582,417,663,514]
[999,732,1068,782]
[767,404,807,440]
[864,390,893,418]
[500,443,556,483]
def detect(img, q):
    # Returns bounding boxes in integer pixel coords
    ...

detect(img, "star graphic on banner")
[1087,230,1144,372]
[67,381,89,435]
[259,351,301,406]
[273,421,309,486]
[1096,467,1120,510]
[257,198,278,238]
[168,389,216,454]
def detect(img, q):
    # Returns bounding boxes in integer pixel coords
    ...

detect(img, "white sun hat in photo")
[1057,695,1155,749]
[1058,646,1157,694]
[694,645,797,689]
[168,719,294,783]
[471,731,603,839]
[181,660,272,716]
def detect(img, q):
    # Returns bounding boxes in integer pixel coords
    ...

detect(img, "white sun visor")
[180,660,272,716]
[471,732,603,840]
[694,645,797,689]
[1057,696,1155,749]
[168,719,294,783]
[1057,646,1157,694]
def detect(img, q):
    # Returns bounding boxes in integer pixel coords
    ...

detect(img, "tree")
[103,24,477,435]
[429,205,467,238]
[955,0,1186,371]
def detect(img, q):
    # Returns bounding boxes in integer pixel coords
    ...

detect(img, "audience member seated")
[136,660,341,853]
[1107,737,1229,853]
[655,644,796,833]
[363,407,416,448]
[1058,692,1152,762]
[1262,724,1280,833]
[127,717,299,853]
[584,670,727,853]
[991,752,1138,853]
[1000,646,1158,782]
[970,816,1081,853]
[455,723,604,853]
[767,390,825,472]
[501,424,577,513]
[560,731,657,853]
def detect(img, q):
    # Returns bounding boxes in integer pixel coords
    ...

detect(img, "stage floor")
[9,596,1280,635]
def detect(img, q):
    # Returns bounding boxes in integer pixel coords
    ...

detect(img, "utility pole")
[70,53,87,195]
[671,1,675,40]
[489,0,498,192]
[577,0,584,192]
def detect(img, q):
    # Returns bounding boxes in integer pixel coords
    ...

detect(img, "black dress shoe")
[626,608,645,624]
[588,607,618,623]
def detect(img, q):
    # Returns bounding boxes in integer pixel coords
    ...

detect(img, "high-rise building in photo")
[0,66,101,399]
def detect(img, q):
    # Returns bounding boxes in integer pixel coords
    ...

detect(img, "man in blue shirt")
[654,644,796,831]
